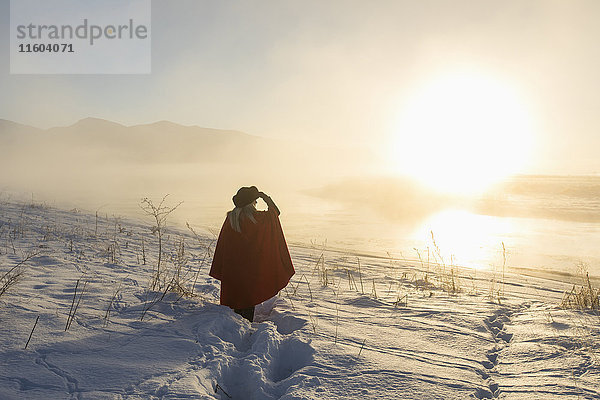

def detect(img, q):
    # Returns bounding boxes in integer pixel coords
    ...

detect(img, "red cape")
[209,209,295,309]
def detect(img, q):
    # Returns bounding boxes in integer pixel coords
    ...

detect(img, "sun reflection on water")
[412,209,515,270]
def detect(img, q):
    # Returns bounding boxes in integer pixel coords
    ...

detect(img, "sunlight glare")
[392,70,535,195]
[413,209,515,270]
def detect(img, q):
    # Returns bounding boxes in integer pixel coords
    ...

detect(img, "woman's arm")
[258,192,281,216]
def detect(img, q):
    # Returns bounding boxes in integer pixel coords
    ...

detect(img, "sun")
[391,70,535,195]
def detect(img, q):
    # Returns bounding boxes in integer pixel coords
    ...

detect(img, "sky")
[1,0,600,175]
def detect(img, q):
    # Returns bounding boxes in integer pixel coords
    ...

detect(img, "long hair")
[228,203,257,233]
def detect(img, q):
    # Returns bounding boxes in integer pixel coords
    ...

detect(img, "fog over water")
[1,118,599,281]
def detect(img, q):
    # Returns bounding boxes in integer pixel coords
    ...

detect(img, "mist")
[0,117,381,226]
[3,116,599,231]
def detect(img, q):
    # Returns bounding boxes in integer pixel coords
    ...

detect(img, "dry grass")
[65,277,87,331]
[561,266,600,311]
[0,251,38,298]
[139,195,182,291]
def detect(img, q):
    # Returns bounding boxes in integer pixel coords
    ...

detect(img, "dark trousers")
[234,306,255,322]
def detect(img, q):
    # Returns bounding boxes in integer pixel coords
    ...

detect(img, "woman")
[209,186,295,322]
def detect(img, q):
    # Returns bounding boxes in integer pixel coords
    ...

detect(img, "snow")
[0,197,598,399]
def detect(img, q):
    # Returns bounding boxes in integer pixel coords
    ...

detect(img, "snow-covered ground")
[0,197,598,399]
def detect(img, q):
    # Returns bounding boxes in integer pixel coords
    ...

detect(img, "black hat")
[232,186,260,208]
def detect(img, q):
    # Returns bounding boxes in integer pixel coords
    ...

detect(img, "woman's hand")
[258,191,280,216]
